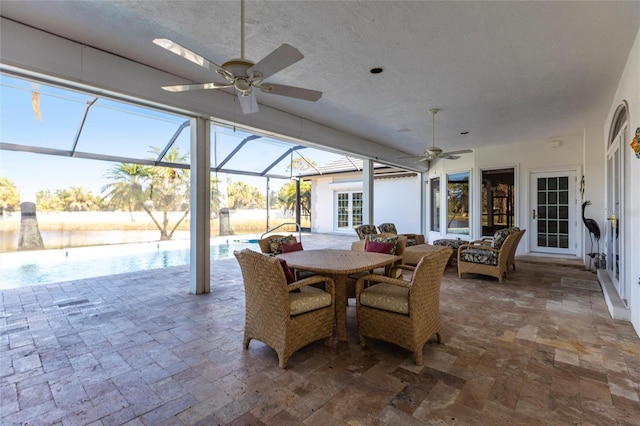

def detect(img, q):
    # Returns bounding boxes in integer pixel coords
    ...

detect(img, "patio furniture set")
[234,225,524,368]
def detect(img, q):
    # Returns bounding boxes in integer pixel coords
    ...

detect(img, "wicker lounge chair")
[377,223,424,246]
[234,249,335,368]
[507,229,526,272]
[457,229,520,283]
[355,247,451,365]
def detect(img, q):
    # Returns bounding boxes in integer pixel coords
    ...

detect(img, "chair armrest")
[390,264,415,273]
[355,273,411,296]
[288,275,335,297]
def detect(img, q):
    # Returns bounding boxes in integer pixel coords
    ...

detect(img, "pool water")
[0,240,257,290]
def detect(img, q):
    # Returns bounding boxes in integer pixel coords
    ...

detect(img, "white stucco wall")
[373,177,422,234]
[427,135,586,256]
[309,172,422,235]
[607,28,640,336]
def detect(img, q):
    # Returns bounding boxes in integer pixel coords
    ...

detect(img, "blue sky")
[1,74,344,201]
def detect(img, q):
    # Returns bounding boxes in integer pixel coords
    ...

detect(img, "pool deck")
[2,232,639,425]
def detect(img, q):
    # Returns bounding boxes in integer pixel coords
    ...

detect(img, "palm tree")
[227,181,265,209]
[145,146,190,240]
[277,180,311,216]
[102,163,152,220]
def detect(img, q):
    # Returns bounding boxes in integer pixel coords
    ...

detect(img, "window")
[430,177,440,232]
[447,171,469,235]
[481,168,515,236]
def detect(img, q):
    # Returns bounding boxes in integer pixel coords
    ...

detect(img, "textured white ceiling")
[1,1,639,158]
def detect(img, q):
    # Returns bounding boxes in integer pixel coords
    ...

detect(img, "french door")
[335,191,363,231]
[530,170,578,255]
[606,129,624,302]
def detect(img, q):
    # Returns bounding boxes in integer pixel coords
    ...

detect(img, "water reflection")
[0,241,256,290]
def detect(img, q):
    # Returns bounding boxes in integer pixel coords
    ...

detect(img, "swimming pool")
[0,239,257,290]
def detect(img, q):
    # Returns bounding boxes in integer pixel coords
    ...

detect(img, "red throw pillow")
[365,241,394,254]
[281,241,304,253]
[277,258,296,284]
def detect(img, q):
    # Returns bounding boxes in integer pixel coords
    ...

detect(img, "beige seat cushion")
[289,286,332,315]
[359,283,409,314]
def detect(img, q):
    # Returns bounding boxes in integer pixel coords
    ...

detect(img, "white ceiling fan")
[402,108,473,162]
[153,0,322,114]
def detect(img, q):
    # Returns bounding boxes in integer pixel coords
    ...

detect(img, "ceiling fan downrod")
[240,0,245,60]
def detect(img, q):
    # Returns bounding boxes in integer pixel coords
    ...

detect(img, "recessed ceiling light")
[460,131,469,135]
[370,67,383,74]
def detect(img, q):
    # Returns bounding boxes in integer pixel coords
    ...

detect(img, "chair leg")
[413,347,423,366]
[243,336,251,349]
[435,332,443,343]
[278,355,288,369]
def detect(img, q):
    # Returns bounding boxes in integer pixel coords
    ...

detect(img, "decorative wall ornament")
[631,127,640,159]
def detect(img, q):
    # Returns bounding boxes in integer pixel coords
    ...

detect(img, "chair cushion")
[281,241,303,253]
[359,283,409,314]
[433,238,468,249]
[365,240,395,254]
[269,235,296,255]
[289,286,332,315]
[460,248,499,266]
[377,223,398,234]
[277,258,296,284]
[355,225,378,240]
[367,235,399,255]
[491,227,519,249]
[406,238,418,247]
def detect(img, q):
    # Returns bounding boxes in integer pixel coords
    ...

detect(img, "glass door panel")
[606,135,623,300]
[335,191,363,231]
[530,171,576,254]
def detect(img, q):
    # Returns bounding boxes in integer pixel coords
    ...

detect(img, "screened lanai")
[0,72,401,291]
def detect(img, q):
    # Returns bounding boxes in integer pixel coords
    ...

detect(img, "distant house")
[300,157,422,236]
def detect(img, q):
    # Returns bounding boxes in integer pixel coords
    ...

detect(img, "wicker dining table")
[277,249,401,342]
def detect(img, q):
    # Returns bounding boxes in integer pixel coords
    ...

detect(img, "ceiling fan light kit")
[154,0,322,114]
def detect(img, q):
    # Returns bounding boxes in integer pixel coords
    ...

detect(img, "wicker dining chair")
[257,234,297,255]
[355,247,451,366]
[234,249,335,369]
[347,233,408,299]
[354,224,378,240]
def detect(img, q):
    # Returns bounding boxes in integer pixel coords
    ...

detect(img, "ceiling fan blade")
[248,43,304,80]
[153,38,233,80]
[259,83,322,101]
[237,91,259,114]
[441,149,473,156]
[161,82,233,92]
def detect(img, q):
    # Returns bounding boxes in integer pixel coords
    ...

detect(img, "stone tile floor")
[1,233,639,425]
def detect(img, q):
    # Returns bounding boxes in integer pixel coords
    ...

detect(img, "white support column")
[363,159,374,225]
[420,172,427,236]
[190,117,211,294]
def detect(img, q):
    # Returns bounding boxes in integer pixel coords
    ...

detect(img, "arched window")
[608,103,628,147]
